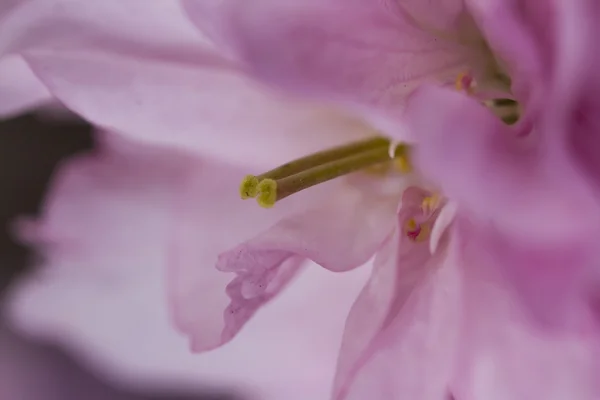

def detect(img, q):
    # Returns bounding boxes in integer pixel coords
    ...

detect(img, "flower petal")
[552,0,600,195]
[465,0,548,103]
[24,50,371,169]
[183,0,474,126]
[5,130,371,400]
[430,201,458,254]
[336,237,460,400]
[4,0,371,162]
[452,221,600,400]
[453,217,599,331]
[174,176,400,351]
[405,84,600,244]
[13,132,195,280]
[0,55,50,117]
[8,263,370,400]
[1,0,209,59]
[332,189,460,400]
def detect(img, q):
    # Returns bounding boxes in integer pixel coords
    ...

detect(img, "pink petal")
[337,242,460,399]
[6,131,370,400]
[4,1,371,162]
[405,84,600,244]
[452,221,600,400]
[183,0,475,125]
[0,55,50,117]
[1,0,210,60]
[465,0,596,113]
[545,0,597,108]
[464,0,548,103]
[452,217,599,331]
[430,201,458,254]
[8,263,369,400]
[333,189,460,400]
[24,50,371,169]
[14,132,194,277]
[174,175,400,351]
[550,1,600,195]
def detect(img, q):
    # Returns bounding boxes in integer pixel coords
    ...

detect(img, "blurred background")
[0,113,233,400]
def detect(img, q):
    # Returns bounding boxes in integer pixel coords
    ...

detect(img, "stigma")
[239,137,412,208]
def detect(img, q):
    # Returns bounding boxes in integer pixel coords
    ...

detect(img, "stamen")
[404,218,432,242]
[406,218,417,230]
[389,141,412,173]
[421,193,441,214]
[493,98,517,107]
[394,157,412,173]
[256,179,277,208]
[455,72,475,94]
[501,113,519,125]
[239,175,260,199]
[242,140,411,208]
[485,98,520,125]
[415,223,431,242]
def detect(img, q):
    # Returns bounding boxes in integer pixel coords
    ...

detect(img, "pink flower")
[178,0,600,398]
[4,1,600,399]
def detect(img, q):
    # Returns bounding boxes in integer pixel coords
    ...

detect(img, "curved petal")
[464,0,549,103]
[1,0,210,60]
[0,55,50,117]
[3,1,371,161]
[13,132,194,279]
[430,201,458,254]
[183,0,475,124]
[451,217,600,331]
[452,220,600,400]
[7,263,369,400]
[24,50,371,169]
[5,131,371,400]
[465,0,596,113]
[336,235,460,400]
[332,187,459,400]
[405,84,600,244]
[542,0,600,111]
[174,175,400,351]
[553,1,600,194]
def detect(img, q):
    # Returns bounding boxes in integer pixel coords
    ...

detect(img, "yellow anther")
[455,72,475,94]
[405,218,417,231]
[455,72,466,91]
[394,156,412,173]
[239,175,260,199]
[256,179,277,208]
[421,193,441,214]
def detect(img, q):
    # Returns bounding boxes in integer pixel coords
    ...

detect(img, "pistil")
[240,137,411,208]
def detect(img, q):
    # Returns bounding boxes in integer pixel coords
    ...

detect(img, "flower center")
[455,72,521,125]
[403,191,446,243]
[239,137,412,208]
